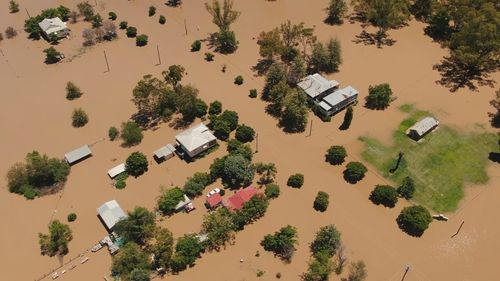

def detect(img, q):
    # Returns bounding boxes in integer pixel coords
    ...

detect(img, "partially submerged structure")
[175,123,217,159]
[153,143,176,162]
[65,145,92,164]
[406,117,439,141]
[97,200,127,232]
[298,73,358,117]
[107,163,126,179]
[224,186,258,211]
[175,194,195,212]
[38,17,69,38]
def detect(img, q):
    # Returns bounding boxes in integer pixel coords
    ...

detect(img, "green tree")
[287,173,304,188]
[280,90,309,132]
[369,185,398,207]
[216,29,239,53]
[212,119,231,140]
[67,213,77,222]
[194,99,208,118]
[257,28,284,61]
[267,80,292,115]
[209,100,222,115]
[191,40,202,51]
[115,207,155,245]
[397,176,415,199]
[136,34,149,46]
[222,154,254,188]
[149,6,156,17]
[325,0,347,24]
[108,126,119,140]
[205,0,240,30]
[71,108,88,127]
[234,75,244,85]
[340,106,353,130]
[265,183,280,199]
[343,162,368,184]
[111,242,150,278]
[174,233,204,267]
[108,12,117,21]
[92,13,103,28]
[9,1,19,13]
[201,208,236,251]
[209,157,226,180]
[310,38,342,73]
[119,21,128,29]
[157,187,185,215]
[77,1,95,21]
[313,192,330,212]
[235,124,255,143]
[288,55,307,85]
[352,0,411,36]
[66,82,83,100]
[159,15,166,24]
[262,63,287,101]
[128,269,150,281]
[126,26,137,37]
[152,228,174,270]
[302,251,334,281]
[219,110,239,131]
[121,121,143,145]
[125,152,148,177]
[261,225,298,262]
[44,47,62,64]
[183,172,211,197]
[38,220,73,256]
[325,145,347,165]
[397,205,432,236]
[424,7,452,41]
[162,65,186,87]
[347,260,368,281]
[365,83,395,110]
[411,0,438,21]
[254,162,277,184]
[232,194,269,229]
[310,224,341,257]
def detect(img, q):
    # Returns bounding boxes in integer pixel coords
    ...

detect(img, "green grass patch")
[360,105,498,212]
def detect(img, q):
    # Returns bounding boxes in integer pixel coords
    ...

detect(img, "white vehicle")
[206,188,221,197]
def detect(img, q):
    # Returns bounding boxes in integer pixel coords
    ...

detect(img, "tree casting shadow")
[433,56,496,92]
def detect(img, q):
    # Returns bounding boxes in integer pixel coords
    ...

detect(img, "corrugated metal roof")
[65,145,92,164]
[154,145,175,159]
[175,123,216,152]
[297,73,339,99]
[97,200,127,230]
[107,163,126,179]
[38,17,67,35]
[409,117,439,137]
[322,86,358,108]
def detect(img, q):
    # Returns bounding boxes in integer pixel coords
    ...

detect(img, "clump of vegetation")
[108,12,117,21]
[5,26,18,39]
[343,162,367,184]
[119,21,128,29]
[261,225,298,262]
[65,82,83,100]
[256,270,265,277]
[67,213,77,222]
[235,124,255,143]
[208,110,239,140]
[136,34,148,46]
[209,100,222,115]
[159,15,166,24]
[72,108,89,127]
[287,173,304,188]
[183,172,211,197]
[397,205,432,237]
[313,191,330,212]
[253,162,277,184]
[126,26,137,37]
[111,242,151,279]
[38,220,72,256]
[170,233,204,272]
[43,47,62,64]
[365,83,395,110]
[325,145,347,165]
[114,207,156,245]
[346,261,368,281]
[325,0,348,25]
[397,176,415,199]
[125,152,148,177]
[201,208,236,251]
[232,194,269,230]
[369,185,398,208]
[265,183,280,199]
[157,187,185,215]
[205,0,241,53]
[234,75,244,85]
[108,126,119,141]
[91,13,103,28]
[114,173,128,189]
[9,0,20,13]
[249,89,258,98]
[120,121,143,146]
[149,6,156,17]
[6,151,70,199]
[191,40,202,52]
[302,224,343,280]
[77,1,95,21]
[205,52,214,61]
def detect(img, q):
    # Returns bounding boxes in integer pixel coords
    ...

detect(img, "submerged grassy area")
[360,104,498,212]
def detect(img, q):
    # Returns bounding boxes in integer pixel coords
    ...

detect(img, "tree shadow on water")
[352,30,396,48]
[433,56,496,92]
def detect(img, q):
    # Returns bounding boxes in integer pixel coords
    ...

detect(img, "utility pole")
[255,133,259,154]
[25,8,31,18]
[103,50,110,72]
[401,266,410,281]
[156,44,162,65]
[184,19,188,35]
[308,119,313,137]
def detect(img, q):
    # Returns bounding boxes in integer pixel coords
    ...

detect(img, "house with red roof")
[205,193,223,209]
[224,186,258,211]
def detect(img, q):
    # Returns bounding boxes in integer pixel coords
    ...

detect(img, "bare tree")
[335,243,348,274]
[5,26,17,39]
[82,28,95,46]
[93,27,105,43]
[70,11,78,23]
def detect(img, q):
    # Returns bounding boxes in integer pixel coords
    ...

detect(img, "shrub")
[67,213,77,222]
[209,100,222,115]
[249,89,258,98]
[215,29,238,54]
[261,225,298,262]
[66,82,83,100]
[194,99,208,118]
[119,21,128,29]
[9,1,20,13]
[72,108,89,127]
[38,220,72,256]
[325,0,348,25]
[257,270,264,277]
[77,1,95,21]
[120,121,143,145]
[396,205,432,237]
[343,162,367,184]
[205,52,214,61]
[157,187,185,215]
[5,26,18,39]
[369,185,398,208]
[92,13,103,28]
[234,75,244,85]
[219,110,239,131]
[126,26,137,37]
[108,126,119,141]
[108,12,117,20]
[115,179,126,189]
[365,83,395,110]
[191,40,201,52]
[313,191,329,212]
[212,120,231,140]
[265,183,280,199]
[159,15,166,24]
[125,152,148,177]
[136,34,148,46]
[183,172,210,197]
[235,124,255,143]
[276,272,282,279]
[310,224,341,257]
[397,176,415,199]
[287,173,304,188]
[325,145,347,165]
[44,47,62,64]
[149,6,156,16]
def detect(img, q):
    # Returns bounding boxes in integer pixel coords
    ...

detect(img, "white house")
[175,123,217,158]
[107,163,126,179]
[97,200,127,231]
[406,117,439,141]
[38,17,69,38]
[297,73,339,100]
[317,86,359,116]
[64,145,92,164]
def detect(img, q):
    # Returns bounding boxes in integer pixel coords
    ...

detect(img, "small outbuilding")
[107,163,126,179]
[317,86,358,117]
[175,195,195,212]
[97,200,127,232]
[406,117,439,141]
[297,73,339,100]
[153,144,176,162]
[65,145,92,164]
[175,123,217,159]
[38,17,69,38]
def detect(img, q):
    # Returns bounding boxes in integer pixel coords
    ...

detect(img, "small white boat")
[80,257,89,264]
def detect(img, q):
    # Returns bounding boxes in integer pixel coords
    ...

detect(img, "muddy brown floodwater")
[0,0,498,281]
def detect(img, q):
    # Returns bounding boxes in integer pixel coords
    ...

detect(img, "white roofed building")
[406,117,439,141]
[297,73,339,100]
[38,17,69,38]
[317,86,359,116]
[175,123,217,158]
[97,200,127,232]
[107,163,126,179]
[65,145,92,164]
